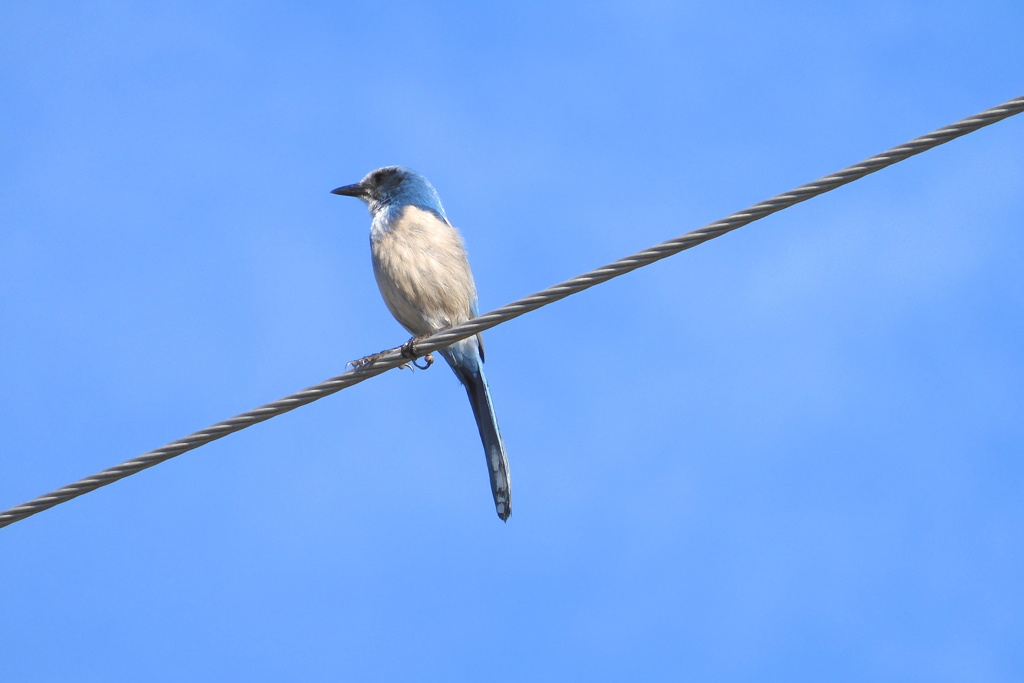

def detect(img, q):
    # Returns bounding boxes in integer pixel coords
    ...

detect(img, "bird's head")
[331,166,446,219]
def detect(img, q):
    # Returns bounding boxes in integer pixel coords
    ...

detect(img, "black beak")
[331,183,366,198]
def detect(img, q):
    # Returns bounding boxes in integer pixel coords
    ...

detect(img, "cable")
[2,94,1022,530]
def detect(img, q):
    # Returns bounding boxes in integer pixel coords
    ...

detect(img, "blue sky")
[2,1,1022,681]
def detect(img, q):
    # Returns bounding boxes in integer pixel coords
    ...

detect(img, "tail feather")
[444,351,511,521]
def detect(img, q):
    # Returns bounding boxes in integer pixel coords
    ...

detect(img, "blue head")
[331,166,447,222]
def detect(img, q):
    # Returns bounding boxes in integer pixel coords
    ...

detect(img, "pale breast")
[370,205,479,336]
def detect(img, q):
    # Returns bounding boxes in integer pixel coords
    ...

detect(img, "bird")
[331,166,511,521]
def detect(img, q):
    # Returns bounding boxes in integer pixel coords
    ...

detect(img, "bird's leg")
[346,334,434,372]
[401,334,434,371]
[347,344,405,370]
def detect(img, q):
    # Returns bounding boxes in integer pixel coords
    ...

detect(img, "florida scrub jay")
[332,166,511,521]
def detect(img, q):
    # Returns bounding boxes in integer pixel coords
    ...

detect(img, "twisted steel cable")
[2,94,1022,530]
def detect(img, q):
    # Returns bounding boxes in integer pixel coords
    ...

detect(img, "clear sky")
[2,2,1022,681]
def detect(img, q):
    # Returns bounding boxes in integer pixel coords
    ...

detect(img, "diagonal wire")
[2,94,1022,530]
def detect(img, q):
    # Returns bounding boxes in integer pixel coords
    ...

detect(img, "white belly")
[371,205,479,336]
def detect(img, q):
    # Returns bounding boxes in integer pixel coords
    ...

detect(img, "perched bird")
[332,166,511,521]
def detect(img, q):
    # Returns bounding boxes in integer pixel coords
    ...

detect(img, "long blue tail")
[441,345,511,521]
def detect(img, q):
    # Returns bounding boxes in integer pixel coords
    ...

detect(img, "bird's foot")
[346,335,434,372]
[346,350,392,370]
[401,335,434,371]
[411,353,434,370]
